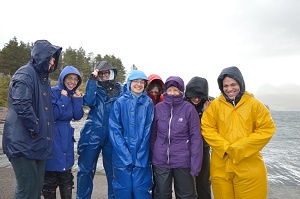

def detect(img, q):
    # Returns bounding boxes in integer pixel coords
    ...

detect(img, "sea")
[1,110,300,186]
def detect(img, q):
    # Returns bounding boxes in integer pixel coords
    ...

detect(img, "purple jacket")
[150,76,203,176]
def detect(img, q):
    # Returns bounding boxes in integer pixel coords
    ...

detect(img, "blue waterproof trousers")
[76,143,114,199]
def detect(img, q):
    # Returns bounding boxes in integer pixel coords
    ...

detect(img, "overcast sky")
[1,0,300,97]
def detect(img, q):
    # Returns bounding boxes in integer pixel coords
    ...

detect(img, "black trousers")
[153,166,197,199]
[42,169,74,199]
[195,146,211,199]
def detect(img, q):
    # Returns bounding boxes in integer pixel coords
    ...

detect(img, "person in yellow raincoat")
[201,66,276,199]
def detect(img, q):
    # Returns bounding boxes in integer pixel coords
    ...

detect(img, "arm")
[72,90,84,120]
[83,79,98,107]
[135,101,154,167]
[226,102,276,164]
[109,100,133,167]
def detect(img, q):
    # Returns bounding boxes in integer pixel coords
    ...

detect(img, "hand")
[91,69,99,77]
[73,90,82,98]
[203,100,211,111]
[61,89,68,96]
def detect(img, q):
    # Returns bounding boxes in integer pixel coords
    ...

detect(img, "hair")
[146,80,163,93]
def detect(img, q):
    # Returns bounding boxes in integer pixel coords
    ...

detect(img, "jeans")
[10,157,46,199]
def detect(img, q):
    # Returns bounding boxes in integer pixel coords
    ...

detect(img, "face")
[48,57,56,72]
[166,86,181,96]
[149,86,160,95]
[98,70,110,81]
[130,79,146,96]
[190,97,202,105]
[222,77,240,100]
[64,74,79,90]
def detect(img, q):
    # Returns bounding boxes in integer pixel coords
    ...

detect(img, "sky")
[1,0,300,97]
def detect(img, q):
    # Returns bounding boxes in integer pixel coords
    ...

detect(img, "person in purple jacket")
[150,76,203,199]
[42,66,84,198]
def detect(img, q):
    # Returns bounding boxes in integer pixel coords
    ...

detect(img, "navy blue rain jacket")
[45,66,84,171]
[3,40,62,160]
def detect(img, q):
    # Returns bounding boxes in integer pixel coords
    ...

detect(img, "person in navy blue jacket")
[42,65,84,198]
[76,61,123,199]
[2,40,62,198]
[109,70,154,199]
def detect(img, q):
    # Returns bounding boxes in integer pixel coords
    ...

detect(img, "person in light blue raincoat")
[77,61,123,199]
[42,65,84,199]
[109,70,154,199]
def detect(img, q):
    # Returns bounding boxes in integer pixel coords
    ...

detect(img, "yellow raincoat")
[202,91,276,199]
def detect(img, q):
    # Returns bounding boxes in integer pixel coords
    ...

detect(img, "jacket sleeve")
[51,89,71,121]
[225,101,276,164]
[135,102,154,167]
[189,106,203,176]
[201,102,231,159]
[109,100,133,167]
[11,74,39,134]
[83,79,97,108]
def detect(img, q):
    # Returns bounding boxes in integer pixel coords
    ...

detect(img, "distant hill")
[255,84,300,111]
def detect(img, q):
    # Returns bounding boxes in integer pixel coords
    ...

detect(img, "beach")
[1,107,300,198]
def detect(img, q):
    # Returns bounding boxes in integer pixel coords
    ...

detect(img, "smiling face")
[64,74,79,90]
[222,76,240,100]
[166,86,181,96]
[130,79,146,96]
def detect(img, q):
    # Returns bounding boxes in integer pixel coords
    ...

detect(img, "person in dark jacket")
[150,76,203,199]
[42,66,84,199]
[2,40,62,198]
[109,70,154,199]
[185,76,212,199]
[76,61,123,199]
[146,74,164,105]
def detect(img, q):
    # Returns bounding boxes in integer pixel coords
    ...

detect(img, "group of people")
[2,39,276,199]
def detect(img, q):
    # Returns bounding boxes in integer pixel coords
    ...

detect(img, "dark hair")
[146,81,163,93]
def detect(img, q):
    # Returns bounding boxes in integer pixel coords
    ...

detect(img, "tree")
[0,37,31,75]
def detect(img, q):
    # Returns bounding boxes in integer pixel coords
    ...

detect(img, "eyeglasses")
[132,79,146,85]
[149,91,160,95]
[98,71,110,76]
[65,76,79,82]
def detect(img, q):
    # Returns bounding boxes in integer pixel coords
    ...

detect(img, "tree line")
[0,37,135,107]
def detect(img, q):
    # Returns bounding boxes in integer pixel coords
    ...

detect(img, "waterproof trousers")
[76,143,114,199]
[42,169,74,199]
[210,152,268,199]
[153,166,197,199]
[195,146,211,199]
[112,165,152,199]
[10,157,46,199]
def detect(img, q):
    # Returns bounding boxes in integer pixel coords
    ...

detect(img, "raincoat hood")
[57,65,82,95]
[163,76,184,93]
[217,66,245,104]
[126,70,148,93]
[30,40,62,78]
[94,60,117,79]
[185,76,209,101]
[148,74,164,88]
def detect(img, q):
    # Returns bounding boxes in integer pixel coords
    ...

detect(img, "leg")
[173,168,197,199]
[43,171,59,199]
[58,169,74,199]
[76,144,101,199]
[132,165,152,199]
[112,167,133,198]
[196,146,211,199]
[11,157,46,199]
[102,141,115,199]
[153,166,173,199]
